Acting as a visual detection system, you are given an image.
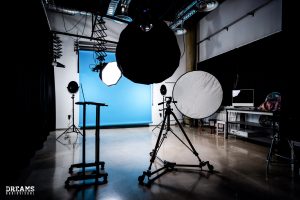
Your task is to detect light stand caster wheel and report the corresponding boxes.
[208,163,214,172]
[138,175,145,185]
[64,180,70,188]
[100,163,105,170]
[103,176,108,184]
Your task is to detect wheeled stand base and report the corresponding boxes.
[138,160,213,187]
[138,97,214,187]
[65,162,108,188]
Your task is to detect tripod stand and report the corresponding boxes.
[57,94,82,140]
[138,97,214,186]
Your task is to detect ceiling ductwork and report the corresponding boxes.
[169,0,219,31]
[114,0,133,23]
[43,0,221,37]
[107,0,121,16]
[43,0,90,15]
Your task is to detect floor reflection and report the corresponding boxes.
[12,126,300,200]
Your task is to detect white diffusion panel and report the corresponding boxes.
[173,71,223,119]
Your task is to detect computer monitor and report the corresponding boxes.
[232,89,254,107]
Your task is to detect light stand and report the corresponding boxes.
[152,84,167,132]
[57,81,82,140]
[57,94,82,140]
[138,97,214,186]
[152,95,166,132]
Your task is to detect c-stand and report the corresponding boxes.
[57,94,82,140]
[138,97,214,186]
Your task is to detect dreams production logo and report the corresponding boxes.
[5,186,35,196]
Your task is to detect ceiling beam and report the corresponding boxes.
[51,30,118,44]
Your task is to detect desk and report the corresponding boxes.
[65,101,108,187]
[225,108,277,144]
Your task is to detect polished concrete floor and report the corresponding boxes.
[12,126,300,199]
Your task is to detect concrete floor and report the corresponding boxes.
[11,126,300,199]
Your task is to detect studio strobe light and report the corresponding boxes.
[116,17,180,84]
[67,81,79,93]
[99,62,122,86]
[56,81,82,140]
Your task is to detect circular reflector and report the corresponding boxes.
[172,71,223,119]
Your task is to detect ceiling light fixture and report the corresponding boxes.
[138,8,153,32]
[174,27,187,35]
[139,23,153,32]
[173,20,187,35]
[198,0,219,12]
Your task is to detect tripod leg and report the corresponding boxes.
[149,114,168,170]
[266,134,276,174]
[170,112,214,171]
[74,126,83,136]
[170,112,199,158]
[56,125,73,140]
[138,113,168,185]
[152,121,163,132]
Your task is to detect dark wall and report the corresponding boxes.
[197,32,284,107]
[3,0,55,183]
[197,0,299,139]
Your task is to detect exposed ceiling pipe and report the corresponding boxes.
[169,0,219,30]
[44,0,91,16]
[41,0,52,30]
[169,0,203,29]
[107,0,121,16]
[43,0,129,24]
[52,30,118,44]
[175,0,203,20]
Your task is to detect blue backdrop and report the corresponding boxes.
[79,50,152,127]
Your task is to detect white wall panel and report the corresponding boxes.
[54,35,79,129]
[151,35,186,125]
[198,0,282,62]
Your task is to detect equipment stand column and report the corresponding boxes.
[65,101,108,187]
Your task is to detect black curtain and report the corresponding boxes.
[198,32,285,107]
[279,0,299,140]
[3,0,55,183]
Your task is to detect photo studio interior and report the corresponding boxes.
[3,0,300,199]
